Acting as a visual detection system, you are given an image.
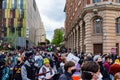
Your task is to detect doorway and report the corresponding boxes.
[93,44,103,54]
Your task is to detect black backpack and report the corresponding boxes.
[24,64,36,80]
[52,73,60,80]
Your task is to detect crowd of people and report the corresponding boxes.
[0,46,120,80]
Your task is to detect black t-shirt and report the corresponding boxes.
[13,63,23,80]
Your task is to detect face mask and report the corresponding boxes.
[97,73,103,80]
[98,61,102,66]
[17,61,21,64]
[71,69,76,74]
[95,73,103,80]
[28,58,35,65]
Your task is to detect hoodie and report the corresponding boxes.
[21,60,32,80]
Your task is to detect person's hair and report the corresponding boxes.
[114,72,120,80]
[62,58,66,63]
[18,56,24,61]
[64,61,75,71]
[81,61,100,80]
[105,56,111,61]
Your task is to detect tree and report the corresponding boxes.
[51,28,64,46]
[45,38,50,44]
[5,33,17,47]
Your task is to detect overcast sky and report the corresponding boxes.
[35,0,66,41]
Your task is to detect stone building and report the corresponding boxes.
[64,0,120,55]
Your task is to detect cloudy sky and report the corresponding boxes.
[35,0,66,41]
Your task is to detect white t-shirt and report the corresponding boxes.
[38,65,55,79]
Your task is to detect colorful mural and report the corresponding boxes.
[2,0,26,37]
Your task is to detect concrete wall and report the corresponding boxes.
[26,0,45,45]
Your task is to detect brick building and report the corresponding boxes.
[64,0,120,55]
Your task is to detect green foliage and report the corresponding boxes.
[5,33,17,47]
[51,28,64,46]
[37,42,41,46]
[45,38,50,44]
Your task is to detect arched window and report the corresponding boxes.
[116,17,120,33]
[93,18,102,34]
[93,0,101,3]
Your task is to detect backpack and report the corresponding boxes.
[52,67,64,80]
[24,64,36,80]
[58,67,64,74]
[52,73,61,80]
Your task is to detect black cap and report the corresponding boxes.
[25,51,34,58]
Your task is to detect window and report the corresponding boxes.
[93,18,102,34]
[0,0,3,9]
[93,0,101,3]
[12,0,17,9]
[2,0,6,9]
[19,9,24,18]
[10,27,15,33]
[116,17,120,34]
[2,18,6,27]
[10,10,15,18]
[116,0,120,3]
[18,0,23,9]
[2,10,5,18]
[17,27,21,36]
[33,0,36,11]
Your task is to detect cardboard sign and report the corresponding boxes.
[66,53,80,65]
[111,48,116,54]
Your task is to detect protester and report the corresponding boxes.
[8,53,15,80]
[103,56,111,72]
[34,51,43,73]
[38,58,55,80]
[13,56,24,80]
[0,58,10,80]
[81,61,100,80]
[59,61,75,80]
[54,52,61,70]
[110,53,117,62]
[21,51,36,80]
[109,59,120,76]
[59,58,66,74]
[93,55,111,80]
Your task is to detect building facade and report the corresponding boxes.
[64,0,120,55]
[0,0,45,47]
[26,0,45,46]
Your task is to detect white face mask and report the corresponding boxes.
[97,73,103,80]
